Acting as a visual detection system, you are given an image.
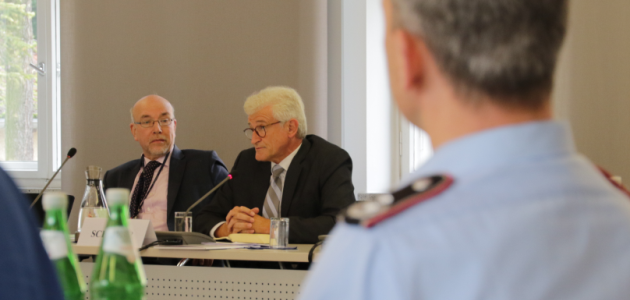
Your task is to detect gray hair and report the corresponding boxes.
[244,86,307,139]
[392,0,568,109]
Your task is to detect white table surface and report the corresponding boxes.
[73,244,313,263]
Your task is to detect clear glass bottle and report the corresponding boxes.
[90,188,146,300]
[40,192,87,300]
[77,165,109,232]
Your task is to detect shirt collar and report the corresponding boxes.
[402,120,576,186]
[272,143,302,172]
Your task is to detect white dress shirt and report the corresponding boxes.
[130,151,172,231]
[210,144,302,237]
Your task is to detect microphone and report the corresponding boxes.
[30,148,77,208]
[185,174,232,214]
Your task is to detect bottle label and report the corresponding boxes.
[40,230,68,260]
[102,226,138,263]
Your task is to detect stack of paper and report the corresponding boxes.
[153,243,252,251]
[214,233,270,244]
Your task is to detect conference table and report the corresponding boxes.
[74,244,313,300]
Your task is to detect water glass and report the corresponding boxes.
[174,212,193,232]
[269,217,289,248]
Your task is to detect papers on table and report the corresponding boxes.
[151,242,298,251]
[202,243,297,250]
[153,243,252,251]
[214,233,270,244]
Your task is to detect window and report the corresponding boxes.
[0,0,61,189]
[400,118,433,177]
[335,0,432,197]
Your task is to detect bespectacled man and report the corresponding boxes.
[195,86,356,245]
[104,95,228,232]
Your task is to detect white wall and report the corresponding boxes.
[553,0,630,182]
[330,0,397,196]
[366,0,395,193]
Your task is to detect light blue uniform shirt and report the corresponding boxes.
[300,121,630,300]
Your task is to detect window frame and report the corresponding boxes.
[0,0,61,190]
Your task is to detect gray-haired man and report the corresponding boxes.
[195,87,356,244]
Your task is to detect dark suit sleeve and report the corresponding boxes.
[103,170,111,191]
[187,152,230,221]
[0,168,65,300]
[288,153,356,244]
[209,154,229,187]
[194,152,243,235]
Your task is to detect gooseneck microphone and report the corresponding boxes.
[185,174,233,214]
[30,148,77,208]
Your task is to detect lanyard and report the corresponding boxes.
[136,151,170,215]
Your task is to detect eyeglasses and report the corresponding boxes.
[134,118,175,128]
[243,121,281,139]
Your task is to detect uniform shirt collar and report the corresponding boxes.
[272,143,302,172]
[402,120,576,186]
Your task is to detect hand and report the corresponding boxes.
[251,214,271,234]
[216,206,257,237]
[227,206,260,234]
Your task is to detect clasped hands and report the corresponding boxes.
[216,206,270,237]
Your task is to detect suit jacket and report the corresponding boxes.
[103,145,228,231]
[0,168,65,300]
[195,135,356,244]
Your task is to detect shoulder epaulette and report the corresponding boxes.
[597,166,630,198]
[341,175,453,228]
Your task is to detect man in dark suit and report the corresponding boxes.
[0,167,65,300]
[104,95,228,231]
[195,87,355,244]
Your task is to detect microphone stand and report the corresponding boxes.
[30,149,77,208]
[185,174,232,215]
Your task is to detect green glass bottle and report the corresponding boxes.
[90,188,146,300]
[40,192,87,300]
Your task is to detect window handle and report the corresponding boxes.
[29,62,45,76]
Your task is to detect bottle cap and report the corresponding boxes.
[106,188,130,206]
[42,192,68,211]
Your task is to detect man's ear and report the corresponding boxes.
[286,119,299,138]
[130,123,139,141]
[397,30,427,91]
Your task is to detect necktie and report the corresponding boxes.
[129,160,161,218]
[263,164,285,218]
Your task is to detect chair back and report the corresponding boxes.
[24,193,75,227]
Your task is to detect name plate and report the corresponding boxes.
[77,218,157,248]
[77,218,107,246]
[129,219,157,248]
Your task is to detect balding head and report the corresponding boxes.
[130,95,175,123]
[129,95,177,160]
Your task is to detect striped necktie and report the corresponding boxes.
[263,164,285,218]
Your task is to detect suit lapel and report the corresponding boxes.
[167,146,185,215]
[124,161,142,190]
[255,160,272,210]
[281,139,310,217]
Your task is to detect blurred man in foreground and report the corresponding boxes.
[0,167,64,299]
[300,0,630,299]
